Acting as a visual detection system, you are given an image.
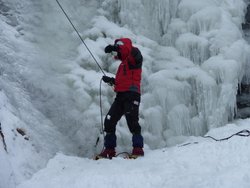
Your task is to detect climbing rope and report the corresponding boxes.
[55,0,106,76]
[115,151,133,158]
[94,79,106,156]
[203,129,250,141]
[179,129,250,147]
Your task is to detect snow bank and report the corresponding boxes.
[0,139,15,188]
[17,120,250,188]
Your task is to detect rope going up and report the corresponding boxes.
[55,0,109,152]
[55,0,106,76]
[179,129,250,147]
[0,123,7,152]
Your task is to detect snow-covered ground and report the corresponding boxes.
[1,0,250,187]
[17,119,250,188]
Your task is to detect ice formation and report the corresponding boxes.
[0,0,250,187]
[88,0,249,146]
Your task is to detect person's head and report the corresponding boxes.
[114,38,132,60]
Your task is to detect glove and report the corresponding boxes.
[102,76,115,86]
[104,45,118,53]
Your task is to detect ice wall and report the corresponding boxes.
[0,0,101,186]
[1,0,249,156]
[1,0,250,185]
[88,0,250,146]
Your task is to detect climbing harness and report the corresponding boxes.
[179,129,250,147]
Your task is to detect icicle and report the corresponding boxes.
[175,33,210,65]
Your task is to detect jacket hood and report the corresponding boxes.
[114,38,133,60]
[115,38,132,51]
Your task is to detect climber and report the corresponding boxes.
[96,38,144,159]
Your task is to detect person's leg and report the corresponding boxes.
[124,93,144,155]
[103,95,123,151]
[97,96,124,159]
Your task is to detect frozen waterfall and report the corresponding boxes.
[0,0,250,187]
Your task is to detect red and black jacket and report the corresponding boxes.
[113,38,143,94]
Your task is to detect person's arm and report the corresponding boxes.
[102,76,115,86]
[104,44,118,53]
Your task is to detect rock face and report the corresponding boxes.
[238,2,250,118]
[237,84,250,118]
[243,2,250,29]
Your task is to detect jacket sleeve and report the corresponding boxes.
[132,47,143,64]
[127,47,143,69]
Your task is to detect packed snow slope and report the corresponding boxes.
[17,120,250,188]
[1,0,250,187]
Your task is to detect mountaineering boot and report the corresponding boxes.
[95,148,116,160]
[130,147,144,159]
[132,147,144,156]
[130,134,144,158]
[95,133,117,160]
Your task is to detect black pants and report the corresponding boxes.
[104,91,141,134]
